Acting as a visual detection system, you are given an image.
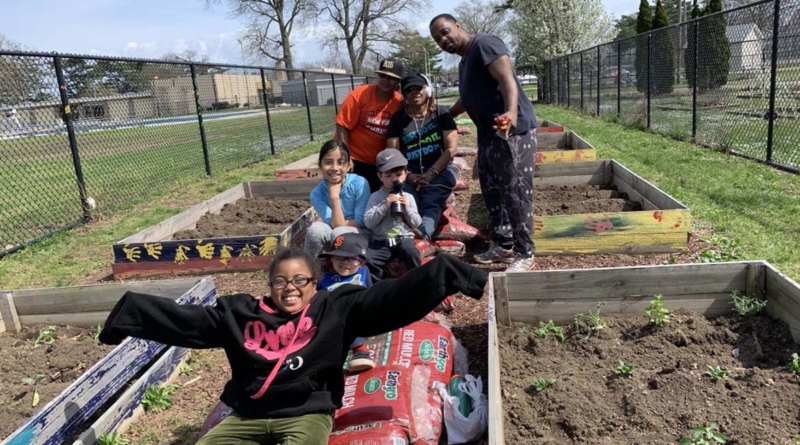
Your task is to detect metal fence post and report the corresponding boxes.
[190,64,212,176]
[766,0,781,163]
[260,68,276,155]
[617,40,622,116]
[692,21,699,138]
[580,52,584,111]
[331,73,340,114]
[302,71,314,141]
[647,33,652,129]
[597,45,601,116]
[53,56,90,220]
[567,57,571,109]
[556,59,561,106]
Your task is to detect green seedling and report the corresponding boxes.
[614,360,634,377]
[645,295,670,327]
[679,423,726,444]
[34,325,57,348]
[705,365,733,382]
[574,302,607,338]
[98,432,130,445]
[697,235,741,263]
[141,384,177,413]
[94,323,103,342]
[21,373,45,407]
[532,378,556,392]
[730,291,767,317]
[533,320,565,343]
[179,364,194,376]
[790,353,800,375]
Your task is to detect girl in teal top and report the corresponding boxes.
[304,140,372,257]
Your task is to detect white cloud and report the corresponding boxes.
[173,38,190,53]
[199,40,208,54]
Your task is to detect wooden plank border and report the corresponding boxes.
[72,347,192,445]
[487,274,505,445]
[0,277,216,445]
[0,292,21,333]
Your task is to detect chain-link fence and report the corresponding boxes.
[541,0,800,174]
[0,50,375,256]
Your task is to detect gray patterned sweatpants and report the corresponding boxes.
[477,129,537,257]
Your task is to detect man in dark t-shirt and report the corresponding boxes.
[429,13,538,272]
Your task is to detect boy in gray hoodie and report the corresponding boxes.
[363,148,423,279]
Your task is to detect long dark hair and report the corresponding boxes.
[318,139,351,167]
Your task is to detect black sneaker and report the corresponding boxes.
[348,349,375,373]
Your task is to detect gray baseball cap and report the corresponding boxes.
[375,148,408,172]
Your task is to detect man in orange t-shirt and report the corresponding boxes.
[335,59,404,192]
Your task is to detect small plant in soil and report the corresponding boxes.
[790,353,800,375]
[21,373,45,407]
[98,432,130,445]
[533,320,565,343]
[645,295,670,327]
[142,384,177,413]
[532,378,556,392]
[614,360,634,377]
[574,302,608,338]
[679,423,726,444]
[730,291,767,317]
[34,325,57,348]
[705,365,733,382]
[94,323,103,342]
[697,235,741,263]
[179,364,194,376]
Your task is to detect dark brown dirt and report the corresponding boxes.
[0,325,115,438]
[173,197,311,239]
[499,310,800,444]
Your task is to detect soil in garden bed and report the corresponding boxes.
[499,310,800,444]
[0,325,115,438]
[173,197,311,239]
[534,184,641,216]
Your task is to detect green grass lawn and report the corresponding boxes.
[0,106,336,249]
[536,103,800,280]
[0,141,321,289]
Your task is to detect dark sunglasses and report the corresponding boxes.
[403,86,423,94]
[377,73,399,80]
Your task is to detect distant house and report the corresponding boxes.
[726,23,764,73]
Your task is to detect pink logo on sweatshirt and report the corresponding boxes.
[243,315,317,361]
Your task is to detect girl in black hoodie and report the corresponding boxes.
[99,248,487,444]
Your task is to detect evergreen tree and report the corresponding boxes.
[684,0,701,88]
[651,0,675,95]
[635,0,653,93]
[699,0,730,90]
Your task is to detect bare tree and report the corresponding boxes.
[320,0,430,74]
[453,0,508,39]
[206,0,317,71]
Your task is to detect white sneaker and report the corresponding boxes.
[506,255,534,272]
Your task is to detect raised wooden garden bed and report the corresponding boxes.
[0,277,216,445]
[535,130,597,164]
[487,262,800,444]
[532,160,690,255]
[111,180,318,279]
[537,119,565,133]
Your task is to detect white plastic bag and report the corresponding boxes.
[437,374,488,444]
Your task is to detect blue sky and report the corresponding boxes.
[0,0,634,65]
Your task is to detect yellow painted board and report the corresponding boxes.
[532,209,691,255]
[536,149,598,164]
[534,231,689,255]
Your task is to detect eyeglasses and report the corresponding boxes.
[332,256,362,264]
[377,73,398,80]
[270,276,312,289]
[404,86,423,94]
